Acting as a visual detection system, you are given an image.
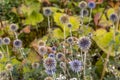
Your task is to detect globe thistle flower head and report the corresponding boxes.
[43,57,56,70]
[69,60,82,72]
[109,13,118,23]
[67,37,74,44]
[32,62,40,69]
[67,23,72,28]
[9,23,18,31]
[78,36,91,51]
[38,40,45,46]
[0,52,4,60]
[59,62,66,69]
[43,8,52,17]
[51,46,56,51]
[44,76,53,80]
[13,39,22,48]
[78,1,87,9]
[56,52,65,61]
[5,63,13,71]
[38,46,47,55]
[2,37,10,45]
[60,14,69,24]
[0,38,3,46]
[45,68,56,75]
[80,9,89,17]
[48,53,55,58]
[88,1,96,9]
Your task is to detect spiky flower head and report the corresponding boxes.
[44,76,53,80]
[67,23,72,28]
[5,63,13,71]
[2,37,10,45]
[78,36,91,51]
[9,23,18,31]
[31,62,40,69]
[43,8,52,17]
[38,46,47,55]
[48,53,55,58]
[56,52,65,61]
[88,1,96,9]
[80,9,89,17]
[67,37,74,44]
[69,60,82,72]
[59,62,66,69]
[13,39,22,48]
[109,13,118,23]
[38,40,45,46]
[43,57,56,70]
[60,14,69,24]
[78,1,87,9]
[45,68,56,75]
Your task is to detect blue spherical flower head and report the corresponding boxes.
[43,8,52,17]
[2,37,10,45]
[56,52,65,61]
[67,37,73,44]
[109,13,118,23]
[88,1,96,9]
[51,46,56,51]
[10,24,18,31]
[43,57,56,70]
[80,9,89,17]
[69,60,82,72]
[78,36,91,51]
[38,46,47,55]
[67,23,72,28]
[49,53,55,58]
[13,39,22,48]
[45,68,56,75]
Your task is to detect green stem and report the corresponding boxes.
[6,45,10,61]
[83,51,87,80]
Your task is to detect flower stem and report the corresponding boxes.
[100,47,111,80]
[6,45,10,61]
[48,16,51,34]
[83,51,87,80]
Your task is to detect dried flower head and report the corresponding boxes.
[32,62,40,69]
[59,62,66,69]
[45,68,56,75]
[10,23,18,31]
[67,37,74,44]
[80,9,89,17]
[44,76,53,80]
[0,70,8,79]
[2,37,10,45]
[56,52,65,61]
[0,52,4,60]
[69,60,82,72]
[60,14,69,24]
[13,39,22,48]
[38,46,47,55]
[78,1,87,9]
[38,40,45,46]
[109,13,118,23]
[44,57,56,70]
[67,23,72,28]
[78,36,91,51]
[88,1,96,9]
[43,8,52,16]
[5,63,13,71]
